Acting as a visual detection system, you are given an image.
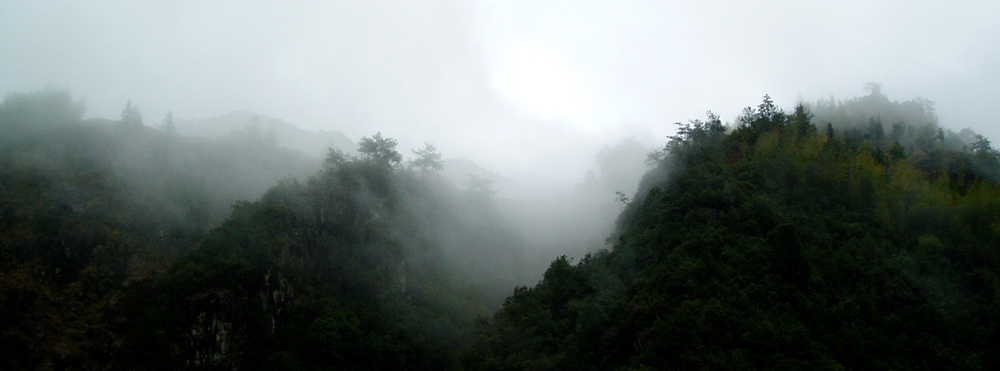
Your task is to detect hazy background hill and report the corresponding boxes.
[175,110,357,158]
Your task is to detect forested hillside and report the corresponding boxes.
[462,92,1000,370]
[0,90,323,369]
[3,88,999,370]
[115,132,534,370]
[0,90,530,370]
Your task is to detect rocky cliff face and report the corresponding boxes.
[181,269,296,369]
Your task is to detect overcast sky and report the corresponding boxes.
[3,0,999,188]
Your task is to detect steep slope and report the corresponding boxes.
[463,95,1000,370]
[0,90,320,369]
[115,144,531,370]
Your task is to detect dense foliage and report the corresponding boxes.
[0,90,318,369]
[463,93,1000,370]
[4,88,999,369]
[117,139,530,370]
[0,90,529,370]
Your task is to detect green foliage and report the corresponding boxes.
[665,111,727,164]
[358,131,402,170]
[465,94,1000,370]
[411,141,445,174]
[465,174,498,200]
[120,99,143,127]
[0,89,320,370]
[113,136,530,369]
[733,95,787,143]
[791,103,817,138]
[6,87,1000,370]
[0,89,85,129]
[323,147,352,171]
[1,90,529,370]
[971,134,1000,180]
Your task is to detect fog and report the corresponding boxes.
[6,3,1000,368]
[4,1,1000,263]
[4,1,999,189]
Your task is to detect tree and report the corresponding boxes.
[734,95,786,142]
[121,99,143,127]
[358,132,402,170]
[889,141,907,161]
[740,94,786,131]
[972,134,995,155]
[323,148,352,171]
[866,117,885,144]
[971,134,1000,178]
[160,111,175,133]
[646,149,667,167]
[410,142,444,175]
[864,82,883,96]
[790,103,815,138]
[0,89,85,128]
[465,174,497,200]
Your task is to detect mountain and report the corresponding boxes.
[438,158,518,195]
[1,89,531,370]
[0,91,323,369]
[113,141,531,370]
[175,110,356,158]
[5,88,999,370]
[462,94,1000,370]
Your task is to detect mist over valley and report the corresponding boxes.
[3,1,1000,369]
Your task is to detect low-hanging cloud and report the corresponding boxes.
[3,0,999,190]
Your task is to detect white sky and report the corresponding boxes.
[3,0,1000,187]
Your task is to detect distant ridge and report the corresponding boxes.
[439,158,521,197]
[175,110,356,158]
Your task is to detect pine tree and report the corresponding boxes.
[160,111,175,133]
[358,132,402,170]
[410,142,444,175]
[120,99,142,127]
